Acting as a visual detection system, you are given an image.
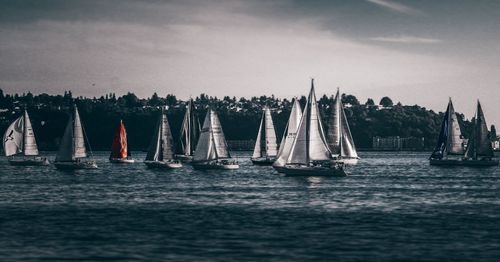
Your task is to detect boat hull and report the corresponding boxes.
[54,160,98,170]
[192,160,239,170]
[280,164,346,177]
[8,157,50,166]
[109,158,135,164]
[430,158,499,167]
[251,157,276,165]
[144,160,182,169]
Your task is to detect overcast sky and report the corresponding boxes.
[0,0,499,125]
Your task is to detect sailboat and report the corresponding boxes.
[109,120,135,163]
[462,101,498,166]
[326,88,359,164]
[144,108,182,169]
[2,109,49,166]
[273,98,302,172]
[175,99,201,162]
[251,106,278,165]
[280,79,345,176]
[54,105,98,170]
[429,98,465,165]
[192,108,239,170]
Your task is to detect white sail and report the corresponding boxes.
[287,80,332,164]
[264,107,278,157]
[327,89,358,158]
[73,107,87,158]
[194,109,217,162]
[3,115,23,156]
[146,111,162,161]
[23,110,39,156]
[160,111,175,161]
[252,107,278,159]
[252,112,264,158]
[55,106,88,162]
[339,100,358,158]
[210,109,230,158]
[146,109,175,161]
[445,100,464,155]
[274,99,302,166]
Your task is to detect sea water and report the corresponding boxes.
[1,151,500,261]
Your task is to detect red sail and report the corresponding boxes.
[110,121,128,159]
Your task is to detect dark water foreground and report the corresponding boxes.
[1,152,500,261]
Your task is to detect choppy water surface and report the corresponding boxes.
[1,151,500,261]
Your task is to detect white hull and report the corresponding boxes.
[192,160,239,170]
[54,160,98,170]
[144,160,182,169]
[109,158,135,164]
[8,156,50,166]
[340,157,359,165]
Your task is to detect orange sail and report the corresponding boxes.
[110,120,128,159]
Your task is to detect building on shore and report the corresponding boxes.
[372,136,425,151]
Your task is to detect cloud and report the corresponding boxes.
[370,36,441,44]
[366,0,422,15]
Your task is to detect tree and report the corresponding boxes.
[365,98,375,106]
[379,96,393,107]
[341,94,360,106]
[149,92,160,106]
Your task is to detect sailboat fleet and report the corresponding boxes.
[430,99,498,166]
[2,80,498,173]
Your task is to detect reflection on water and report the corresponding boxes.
[1,151,500,261]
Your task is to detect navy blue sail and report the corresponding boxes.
[430,104,450,159]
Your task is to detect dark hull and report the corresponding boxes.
[9,157,49,166]
[430,159,499,167]
[144,160,182,169]
[280,165,346,177]
[54,160,98,170]
[175,154,194,162]
[251,158,276,165]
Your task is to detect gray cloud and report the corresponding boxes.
[0,0,499,125]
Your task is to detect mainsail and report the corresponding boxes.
[146,109,175,161]
[274,98,302,166]
[252,107,278,159]
[194,109,231,162]
[326,89,358,158]
[465,101,494,159]
[3,110,40,157]
[431,99,464,158]
[287,79,332,164]
[110,120,128,159]
[178,99,201,156]
[55,106,88,162]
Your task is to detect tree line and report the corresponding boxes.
[0,89,475,151]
